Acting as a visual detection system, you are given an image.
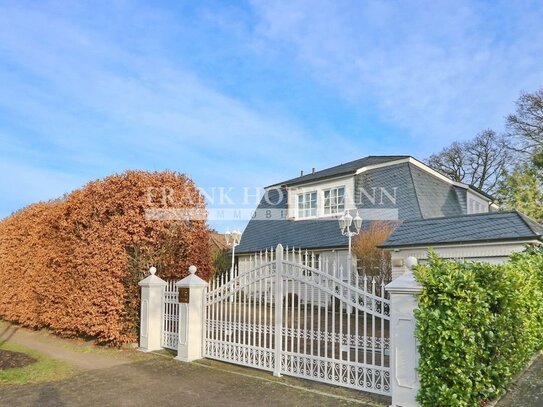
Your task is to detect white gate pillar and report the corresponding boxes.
[138,267,167,352]
[385,257,422,407]
[175,265,209,362]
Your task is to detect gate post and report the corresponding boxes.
[273,243,284,377]
[385,257,422,407]
[138,267,167,352]
[175,265,209,362]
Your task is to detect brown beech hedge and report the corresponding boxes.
[0,171,211,345]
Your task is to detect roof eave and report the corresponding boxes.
[379,236,543,250]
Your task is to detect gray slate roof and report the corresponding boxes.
[379,211,543,248]
[269,155,410,187]
[237,156,500,253]
[237,188,349,253]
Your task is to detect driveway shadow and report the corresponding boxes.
[34,384,66,407]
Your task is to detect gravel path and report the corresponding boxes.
[0,321,132,371]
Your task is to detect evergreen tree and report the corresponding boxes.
[498,164,543,222]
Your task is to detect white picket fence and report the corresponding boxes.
[161,280,179,350]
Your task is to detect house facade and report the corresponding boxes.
[236,155,497,276]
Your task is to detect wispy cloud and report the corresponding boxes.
[250,0,543,147]
[0,2,355,224]
[1,1,542,229]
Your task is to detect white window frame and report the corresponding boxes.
[323,186,345,215]
[297,191,317,218]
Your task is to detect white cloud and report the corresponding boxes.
[6,1,539,227]
[250,0,543,149]
[0,3,343,199]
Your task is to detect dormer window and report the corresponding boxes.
[298,191,317,218]
[324,187,345,215]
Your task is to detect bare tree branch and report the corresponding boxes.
[426,130,512,194]
[506,88,543,157]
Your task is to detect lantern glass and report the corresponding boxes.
[354,212,362,232]
[344,211,353,228]
[338,215,347,231]
[225,229,231,245]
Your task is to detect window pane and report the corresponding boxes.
[298,191,317,217]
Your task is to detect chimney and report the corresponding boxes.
[312,167,315,174]
[300,170,304,176]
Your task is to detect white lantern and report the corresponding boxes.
[344,211,353,228]
[353,211,362,232]
[338,214,347,232]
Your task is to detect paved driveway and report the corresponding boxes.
[496,354,543,407]
[0,356,389,407]
[0,321,388,407]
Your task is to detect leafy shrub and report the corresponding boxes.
[211,249,231,277]
[353,221,397,284]
[414,248,543,406]
[0,171,211,345]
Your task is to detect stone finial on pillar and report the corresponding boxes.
[175,265,209,362]
[138,266,167,352]
[385,257,422,407]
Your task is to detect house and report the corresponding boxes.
[236,155,498,276]
[379,210,543,279]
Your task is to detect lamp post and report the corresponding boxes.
[225,229,242,276]
[338,210,362,277]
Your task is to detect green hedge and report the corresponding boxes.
[414,247,543,407]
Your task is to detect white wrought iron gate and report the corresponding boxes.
[204,244,391,395]
[162,280,179,350]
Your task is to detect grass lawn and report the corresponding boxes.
[0,341,73,386]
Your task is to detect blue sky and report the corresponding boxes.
[1,0,542,231]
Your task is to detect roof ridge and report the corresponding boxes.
[267,155,411,187]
